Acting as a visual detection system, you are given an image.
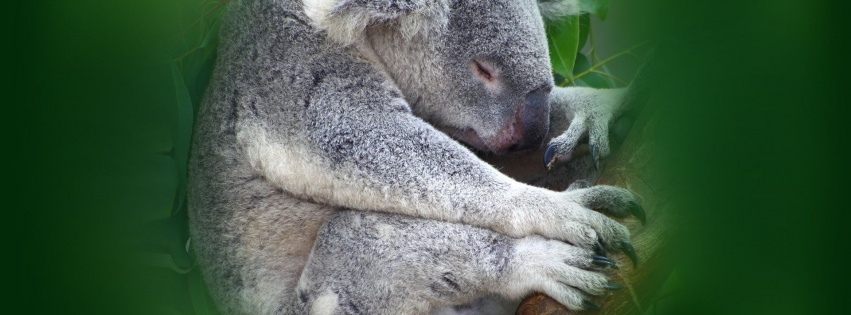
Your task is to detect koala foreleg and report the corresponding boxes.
[239,73,642,254]
[544,53,659,172]
[543,86,629,171]
[292,211,619,315]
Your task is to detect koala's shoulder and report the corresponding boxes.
[198,1,410,141]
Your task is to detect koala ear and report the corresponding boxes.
[303,0,449,45]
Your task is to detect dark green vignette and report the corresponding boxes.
[4,1,850,314]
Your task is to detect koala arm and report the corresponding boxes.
[236,76,637,252]
[544,50,659,171]
[544,86,629,170]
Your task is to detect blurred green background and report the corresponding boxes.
[4,0,850,314]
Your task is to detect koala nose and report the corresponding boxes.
[489,85,552,154]
[512,85,552,152]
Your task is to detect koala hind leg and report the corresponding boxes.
[293,211,609,315]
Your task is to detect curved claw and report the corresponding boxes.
[543,144,557,168]
[628,201,647,225]
[592,255,619,269]
[582,300,601,311]
[591,143,600,170]
[621,241,638,268]
[593,241,605,256]
[604,282,623,290]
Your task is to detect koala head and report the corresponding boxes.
[304,0,582,155]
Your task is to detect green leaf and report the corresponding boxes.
[177,18,221,112]
[189,269,221,315]
[572,53,612,88]
[572,53,590,79]
[199,18,222,50]
[546,15,581,80]
[577,13,591,51]
[597,63,619,87]
[171,63,194,213]
[576,72,612,88]
[580,0,611,20]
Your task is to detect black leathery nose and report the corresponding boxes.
[511,86,551,152]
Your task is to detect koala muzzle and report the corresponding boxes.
[490,86,552,154]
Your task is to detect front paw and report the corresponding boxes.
[503,236,622,311]
[535,185,644,267]
[570,185,646,225]
[544,88,626,170]
[544,114,609,171]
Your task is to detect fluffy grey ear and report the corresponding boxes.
[303,0,449,45]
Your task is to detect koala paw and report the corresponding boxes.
[571,185,646,225]
[544,115,610,171]
[504,236,622,311]
[539,185,643,267]
[574,185,643,265]
[544,88,627,170]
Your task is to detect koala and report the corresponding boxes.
[187,0,643,314]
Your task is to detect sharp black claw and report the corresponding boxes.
[593,241,605,256]
[591,144,600,170]
[544,144,557,168]
[592,255,619,269]
[621,241,638,268]
[582,300,601,311]
[604,282,623,290]
[628,201,647,225]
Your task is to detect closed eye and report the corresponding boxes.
[472,59,495,82]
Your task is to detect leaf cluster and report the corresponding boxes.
[546,0,645,88]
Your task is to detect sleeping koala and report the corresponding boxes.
[188,0,643,314]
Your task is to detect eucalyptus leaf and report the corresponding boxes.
[580,0,611,20]
[200,18,222,50]
[546,15,581,80]
[578,13,591,51]
[189,269,221,315]
[576,71,612,88]
[171,63,193,160]
[171,64,194,212]
[572,53,612,88]
[598,63,618,87]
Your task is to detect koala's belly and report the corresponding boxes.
[209,186,337,314]
[250,196,334,299]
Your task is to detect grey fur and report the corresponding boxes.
[545,86,628,169]
[188,0,634,314]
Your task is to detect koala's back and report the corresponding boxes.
[188,1,345,313]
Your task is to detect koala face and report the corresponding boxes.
[307,0,561,154]
[367,0,556,155]
[436,0,554,155]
